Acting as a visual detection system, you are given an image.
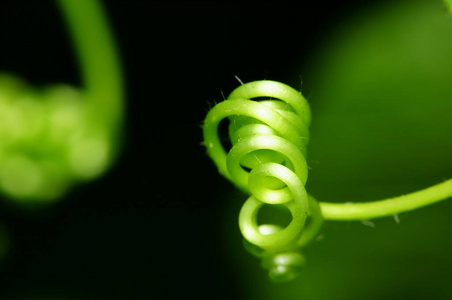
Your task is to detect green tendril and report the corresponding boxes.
[203,80,452,282]
[0,0,123,203]
[203,80,321,282]
[320,179,452,221]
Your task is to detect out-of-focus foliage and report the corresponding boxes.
[306,0,452,202]
[0,0,121,206]
[0,74,112,203]
[232,0,452,298]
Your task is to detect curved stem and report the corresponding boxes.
[56,0,123,134]
[319,179,452,220]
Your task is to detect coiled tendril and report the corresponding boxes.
[203,81,323,282]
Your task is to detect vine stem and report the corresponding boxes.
[320,179,452,220]
[56,0,123,136]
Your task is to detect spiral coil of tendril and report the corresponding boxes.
[203,80,323,282]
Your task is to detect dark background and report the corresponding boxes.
[1,0,451,299]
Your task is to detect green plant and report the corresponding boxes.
[203,80,452,282]
[0,0,123,204]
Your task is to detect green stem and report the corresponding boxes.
[56,0,123,134]
[319,179,452,220]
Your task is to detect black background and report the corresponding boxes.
[0,0,383,299]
